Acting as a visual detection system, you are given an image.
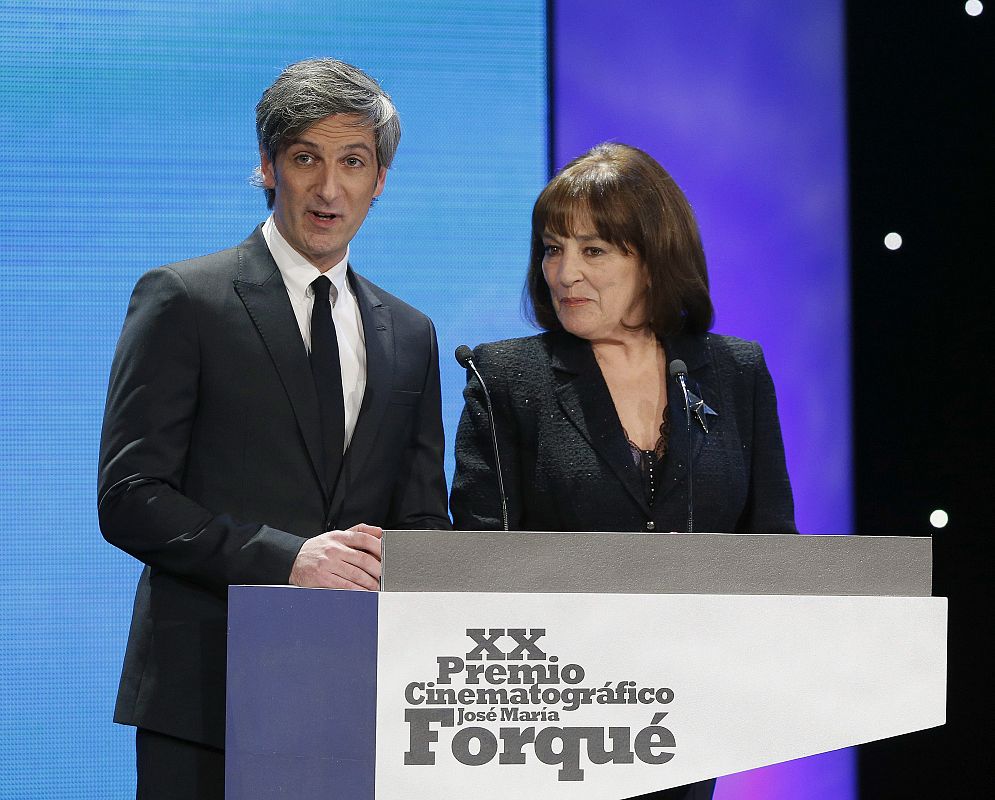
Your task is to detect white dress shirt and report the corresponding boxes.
[261,216,367,451]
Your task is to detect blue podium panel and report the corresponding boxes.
[227,587,379,800]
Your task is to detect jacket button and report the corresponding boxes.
[645,521,655,531]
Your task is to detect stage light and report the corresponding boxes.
[965,1,983,17]
[884,232,903,250]
[929,509,949,529]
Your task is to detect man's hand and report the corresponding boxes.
[288,523,383,590]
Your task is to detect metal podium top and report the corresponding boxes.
[380,531,932,596]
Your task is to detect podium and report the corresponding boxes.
[226,532,945,799]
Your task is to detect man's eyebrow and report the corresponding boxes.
[285,138,375,156]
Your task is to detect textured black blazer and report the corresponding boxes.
[451,330,795,535]
[98,226,449,748]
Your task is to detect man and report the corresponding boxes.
[99,58,449,799]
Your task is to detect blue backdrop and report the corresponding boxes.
[0,3,546,796]
[1,2,849,798]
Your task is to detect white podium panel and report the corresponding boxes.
[372,591,944,798]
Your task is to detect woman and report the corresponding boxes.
[451,142,795,537]
[450,143,796,800]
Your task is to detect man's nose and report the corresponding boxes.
[314,166,341,201]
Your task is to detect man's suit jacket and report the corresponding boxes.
[450,330,795,535]
[98,226,449,749]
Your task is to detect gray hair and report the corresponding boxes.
[251,58,401,208]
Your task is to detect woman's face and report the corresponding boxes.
[541,214,649,342]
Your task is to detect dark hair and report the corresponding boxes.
[251,58,401,209]
[525,142,713,337]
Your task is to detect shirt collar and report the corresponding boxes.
[261,215,350,304]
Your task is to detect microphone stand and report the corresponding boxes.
[669,360,694,533]
[455,346,509,531]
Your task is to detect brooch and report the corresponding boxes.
[685,385,718,433]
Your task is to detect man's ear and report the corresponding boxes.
[259,147,277,190]
[373,166,387,198]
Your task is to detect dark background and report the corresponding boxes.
[849,2,993,796]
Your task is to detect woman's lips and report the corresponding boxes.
[558,297,590,307]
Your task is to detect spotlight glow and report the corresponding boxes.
[965,1,983,17]
[884,232,903,250]
[929,509,949,529]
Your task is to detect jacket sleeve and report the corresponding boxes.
[97,267,307,593]
[736,342,798,533]
[450,344,524,531]
[386,319,452,530]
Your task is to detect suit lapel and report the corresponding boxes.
[655,333,715,506]
[548,333,648,514]
[328,270,394,520]
[232,227,329,503]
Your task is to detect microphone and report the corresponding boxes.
[455,345,509,531]
[668,359,693,533]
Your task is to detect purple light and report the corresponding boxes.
[554,1,853,797]
[715,751,856,800]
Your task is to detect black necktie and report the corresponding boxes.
[309,275,345,494]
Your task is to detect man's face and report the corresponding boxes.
[260,114,387,272]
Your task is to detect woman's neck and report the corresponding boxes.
[590,328,661,367]
[590,328,669,452]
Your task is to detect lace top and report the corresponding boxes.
[624,406,670,507]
